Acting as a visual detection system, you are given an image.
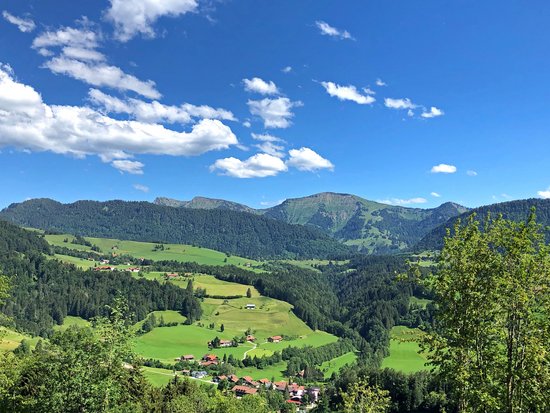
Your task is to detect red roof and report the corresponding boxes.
[259,378,271,384]
[203,354,218,361]
[229,374,239,383]
[269,335,283,340]
[233,386,258,395]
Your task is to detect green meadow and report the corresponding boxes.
[0,328,40,352]
[319,351,358,378]
[44,233,261,269]
[53,316,91,332]
[381,326,429,373]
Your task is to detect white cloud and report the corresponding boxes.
[431,164,457,174]
[61,46,106,62]
[537,188,550,199]
[243,77,279,95]
[2,11,35,32]
[89,89,235,123]
[105,0,199,42]
[363,87,376,95]
[242,120,251,128]
[112,160,144,174]
[321,82,375,105]
[251,133,283,142]
[421,106,444,118]
[431,192,441,198]
[248,97,302,129]
[379,197,428,206]
[255,141,285,158]
[315,20,354,40]
[133,183,150,192]
[210,153,288,178]
[44,56,161,99]
[282,66,292,73]
[375,78,386,87]
[466,170,478,176]
[33,27,100,50]
[287,147,334,172]
[0,65,238,171]
[384,98,417,110]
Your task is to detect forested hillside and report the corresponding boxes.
[0,199,350,260]
[415,198,550,251]
[0,220,202,337]
[156,192,469,253]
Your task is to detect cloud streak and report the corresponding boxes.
[321,81,375,105]
[315,21,354,40]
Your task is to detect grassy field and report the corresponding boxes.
[53,316,91,332]
[0,328,40,352]
[44,233,261,269]
[234,361,288,381]
[319,351,358,378]
[134,277,338,365]
[381,326,429,373]
[409,296,432,308]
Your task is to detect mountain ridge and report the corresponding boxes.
[155,192,470,253]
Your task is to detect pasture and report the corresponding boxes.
[319,351,358,378]
[381,326,429,373]
[0,328,39,352]
[44,233,261,269]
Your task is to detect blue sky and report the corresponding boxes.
[1,0,549,209]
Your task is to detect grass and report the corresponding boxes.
[0,327,40,352]
[44,233,261,270]
[53,316,91,332]
[234,361,288,381]
[142,367,178,387]
[319,351,358,378]
[381,326,429,373]
[247,331,338,358]
[410,296,432,308]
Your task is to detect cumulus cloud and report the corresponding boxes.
[287,147,334,172]
[248,97,302,129]
[33,25,162,99]
[379,197,428,206]
[375,78,386,86]
[321,81,375,105]
[112,160,144,174]
[45,56,161,99]
[251,133,285,157]
[2,11,35,32]
[431,164,457,174]
[315,20,354,40]
[421,106,444,118]
[282,66,292,73]
[0,64,238,172]
[466,170,478,176]
[537,188,550,199]
[105,0,199,41]
[243,77,279,95]
[384,98,417,110]
[210,153,288,178]
[89,89,235,123]
[133,183,150,192]
[431,192,441,198]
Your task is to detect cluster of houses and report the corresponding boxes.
[93,266,141,272]
[176,352,318,406]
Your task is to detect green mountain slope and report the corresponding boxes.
[155,196,256,213]
[0,199,350,260]
[415,198,550,251]
[157,192,469,253]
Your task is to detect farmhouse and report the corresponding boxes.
[268,335,283,343]
[180,354,195,361]
[213,375,227,383]
[94,266,115,271]
[232,385,258,397]
[240,376,258,387]
[245,303,256,310]
[164,273,179,279]
[219,339,233,348]
[246,335,256,342]
[258,378,271,387]
[127,267,140,273]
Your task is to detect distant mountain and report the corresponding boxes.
[0,199,350,260]
[415,198,550,251]
[154,192,469,253]
[155,196,256,213]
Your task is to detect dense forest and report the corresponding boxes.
[415,198,550,251]
[0,199,351,260]
[0,220,202,337]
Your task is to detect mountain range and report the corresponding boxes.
[155,192,470,253]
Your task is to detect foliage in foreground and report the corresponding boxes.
[421,212,550,412]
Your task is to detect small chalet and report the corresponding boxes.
[213,375,227,383]
[181,355,195,361]
[240,376,258,387]
[200,360,218,367]
[94,266,114,272]
[219,339,233,348]
[246,335,256,342]
[127,267,140,273]
[273,381,288,392]
[245,304,256,310]
[268,335,283,343]
[258,378,271,387]
[202,354,218,361]
[232,386,258,397]
[228,374,239,383]
[164,273,179,279]
[181,369,190,376]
